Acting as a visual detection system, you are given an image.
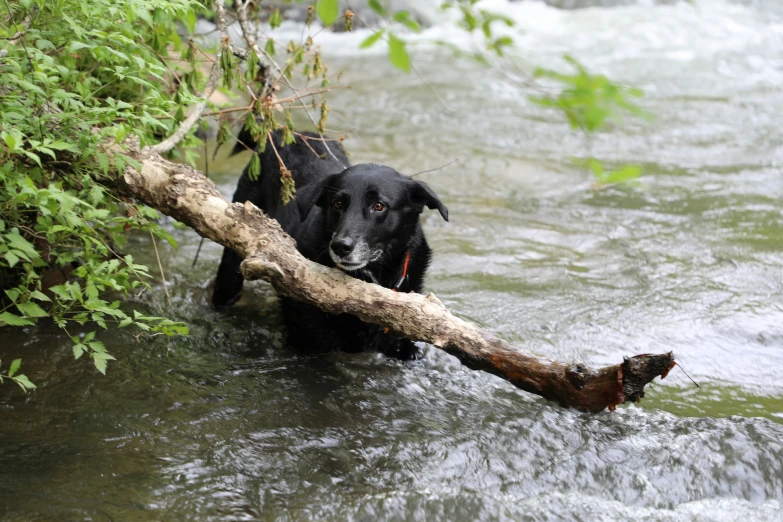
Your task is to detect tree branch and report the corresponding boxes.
[120,137,675,413]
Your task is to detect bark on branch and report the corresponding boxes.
[121,138,675,413]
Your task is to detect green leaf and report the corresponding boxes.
[115,125,127,144]
[461,7,477,31]
[47,141,79,152]
[185,9,197,33]
[393,12,421,32]
[587,158,603,178]
[8,359,21,378]
[68,41,89,53]
[49,285,72,301]
[248,153,261,181]
[4,289,21,303]
[603,165,642,184]
[368,0,387,16]
[0,312,34,326]
[96,152,110,175]
[30,290,51,302]
[360,30,385,49]
[36,39,56,51]
[16,302,48,318]
[92,352,116,375]
[270,9,283,30]
[3,132,17,152]
[388,34,411,72]
[489,36,514,56]
[86,282,99,299]
[6,232,39,259]
[316,0,339,26]
[89,184,104,205]
[3,251,18,267]
[24,151,42,167]
[13,374,36,391]
[73,343,86,359]
[88,341,106,353]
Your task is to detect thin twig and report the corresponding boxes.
[293,132,344,143]
[272,87,347,105]
[149,230,171,306]
[266,130,287,172]
[410,59,452,112]
[192,140,209,268]
[411,157,460,177]
[296,101,345,168]
[202,105,253,117]
[296,133,321,157]
[675,362,700,389]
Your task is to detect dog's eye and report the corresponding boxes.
[372,202,385,212]
[332,200,342,210]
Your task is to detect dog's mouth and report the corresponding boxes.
[329,240,380,272]
[334,260,367,271]
[329,248,369,271]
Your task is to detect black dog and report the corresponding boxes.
[212,130,448,359]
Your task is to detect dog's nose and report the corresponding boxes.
[331,237,355,257]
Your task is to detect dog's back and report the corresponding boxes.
[234,131,349,228]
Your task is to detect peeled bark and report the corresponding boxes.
[121,138,675,413]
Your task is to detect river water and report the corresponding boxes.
[2,0,782,520]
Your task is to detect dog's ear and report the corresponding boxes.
[407,180,449,221]
[295,174,338,222]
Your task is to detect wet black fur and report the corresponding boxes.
[212,130,448,360]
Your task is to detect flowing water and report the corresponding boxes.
[2,0,783,520]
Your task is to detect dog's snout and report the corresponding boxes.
[331,237,355,257]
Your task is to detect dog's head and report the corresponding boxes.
[295,164,448,271]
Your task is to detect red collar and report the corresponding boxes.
[385,251,411,334]
[392,251,411,292]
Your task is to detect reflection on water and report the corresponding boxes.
[1,0,783,520]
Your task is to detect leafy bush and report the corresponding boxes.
[1,0,196,379]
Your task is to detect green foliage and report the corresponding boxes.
[0,0,195,385]
[441,1,515,56]
[532,56,651,133]
[269,9,283,30]
[530,56,651,183]
[316,0,340,26]
[0,357,36,392]
[392,11,422,33]
[431,2,649,184]
[574,158,643,186]
[387,33,411,72]
[360,30,385,49]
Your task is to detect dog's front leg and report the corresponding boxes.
[367,326,420,361]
